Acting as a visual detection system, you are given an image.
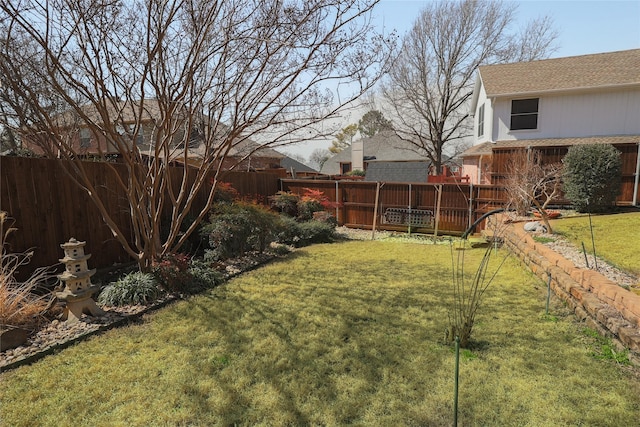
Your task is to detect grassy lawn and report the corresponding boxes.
[1,241,640,426]
[551,211,640,276]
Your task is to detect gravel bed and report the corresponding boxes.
[541,234,638,289]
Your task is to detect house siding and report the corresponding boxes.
[491,88,640,142]
[473,86,493,144]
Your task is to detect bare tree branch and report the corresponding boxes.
[504,149,562,232]
[0,0,396,269]
[381,0,558,174]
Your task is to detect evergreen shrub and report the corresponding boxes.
[201,201,281,260]
[562,143,622,213]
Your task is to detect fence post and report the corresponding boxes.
[335,181,340,223]
[434,184,443,237]
[371,182,381,240]
[468,183,474,230]
[408,183,412,234]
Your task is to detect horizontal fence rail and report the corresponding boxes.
[281,179,508,235]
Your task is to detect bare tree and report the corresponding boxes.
[504,149,562,233]
[309,148,331,171]
[381,0,558,174]
[0,0,395,270]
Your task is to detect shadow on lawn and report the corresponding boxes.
[165,260,457,425]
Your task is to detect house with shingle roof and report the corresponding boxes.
[461,49,640,204]
[320,130,436,182]
[25,98,284,170]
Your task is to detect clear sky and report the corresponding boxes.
[374,0,640,57]
[284,0,640,161]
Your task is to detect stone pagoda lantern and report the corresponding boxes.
[56,238,105,323]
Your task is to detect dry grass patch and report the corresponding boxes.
[0,212,55,332]
[1,241,639,426]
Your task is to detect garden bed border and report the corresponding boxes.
[499,218,640,358]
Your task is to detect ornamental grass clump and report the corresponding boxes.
[98,271,161,306]
[0,212,55,331]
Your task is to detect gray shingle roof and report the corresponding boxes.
[461,135,640,158]
[280,156,317,173]
[479,49,640,97]
[320,131,427,174]
[364,161,431,183]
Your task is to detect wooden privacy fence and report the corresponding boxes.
[281,179,507,235]
[0,156,279,277]
[491,144,640,205]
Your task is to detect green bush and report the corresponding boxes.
[271,244,292,256]
[312,210,338,227]
[563,143,622,213]
[213,182,240,204]
[270,191,300,217]
[188,259,224,291]
[297,198,324,221]
[274,215,303,246]
[296,220,336,246]
[201,201,281,260]
[98,271,162,306]
[274,215,337,248]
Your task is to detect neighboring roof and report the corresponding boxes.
[280,156,317,173]
[460,141,494,157]
[182,137,284,160]
[460,135,640,157]
[492,135,640,149]
[55,99,174,126]
[364,160,431,183]
[321,131,427,175]
[479,49,640,97]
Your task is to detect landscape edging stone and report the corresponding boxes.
[500,220,640,356]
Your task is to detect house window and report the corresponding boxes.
[340,162,352,174]
[510,98,539,130]
[477,103,485,137]
[79,128,91,148]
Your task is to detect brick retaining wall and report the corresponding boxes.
[500,220,640,357]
